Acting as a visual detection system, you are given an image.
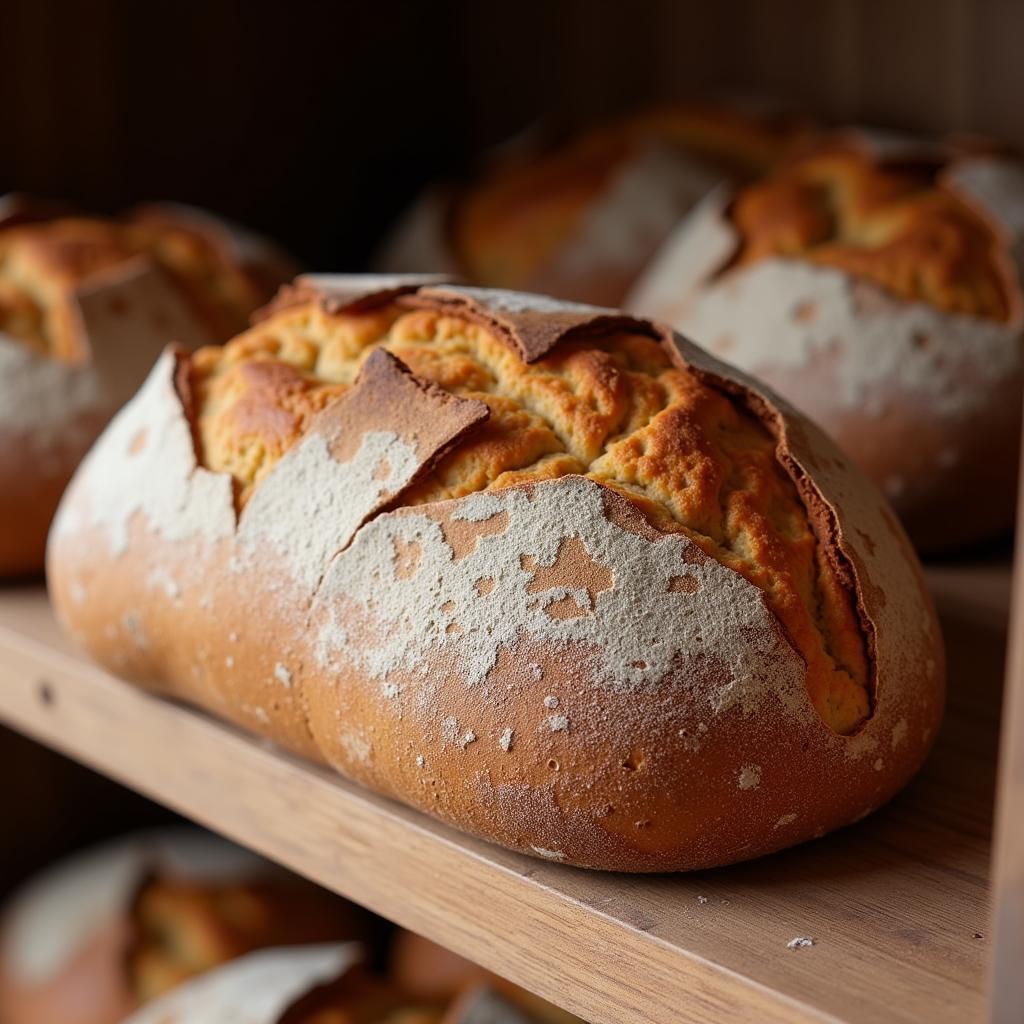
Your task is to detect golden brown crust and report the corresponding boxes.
[191,289,868,733]
[730,142,1013,320]
[48,279,943,872]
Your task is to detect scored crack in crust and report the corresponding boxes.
[729,142,1013,320]
[0,213,288,359]
[190,292,871,735]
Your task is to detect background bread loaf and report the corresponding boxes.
[0,202,296,577]
[48,278,944,871]
[628,133,1024,551]
[0,828,364,1024]
[381,105,809,307]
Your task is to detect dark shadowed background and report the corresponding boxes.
[1,0,1021,270]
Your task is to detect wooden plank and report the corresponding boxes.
[988,460,1024,1022]
[0,576,1001,1024]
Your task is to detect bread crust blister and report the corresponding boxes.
[48,277,944,871]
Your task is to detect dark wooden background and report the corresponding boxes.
[1,0,1020,270]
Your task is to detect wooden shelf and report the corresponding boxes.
[0,568,1009,1024]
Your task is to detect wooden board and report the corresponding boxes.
[0,568,1008,1024]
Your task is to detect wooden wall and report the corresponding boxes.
[0,0,1020,270]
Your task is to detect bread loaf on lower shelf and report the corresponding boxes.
[47,277,944,872]
[0,828,364,1024]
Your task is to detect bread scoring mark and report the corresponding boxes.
[312,477,805,721]
[238,430,419,590]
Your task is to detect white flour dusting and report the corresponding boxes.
[312,478,805,716]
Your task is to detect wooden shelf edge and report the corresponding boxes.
[0,617,834,1024]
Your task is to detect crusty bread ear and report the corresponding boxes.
[48,279,944,872]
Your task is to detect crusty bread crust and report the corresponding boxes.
[48,279,944,872]
[0,204,297,578]
[628,136,1024,551]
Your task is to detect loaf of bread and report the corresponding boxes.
[0,828,363,1024]
[0,201,296,577]
[121,943,560,1024]
[381,105,807,307]
[628,132,1024,550]
[119,944,370,1024]
[48,277,944,871]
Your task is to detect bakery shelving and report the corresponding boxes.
[0,565,1009,1024]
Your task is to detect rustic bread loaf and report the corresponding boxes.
[0,203,296,577]
[48,278,943,871]
[121,943,557,1024]
[0,828,363,1024]
[628,133,1024,550]
[381,106,808,307]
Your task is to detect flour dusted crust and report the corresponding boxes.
[0,828,361,1024]
[0,203,297,577]
[627,140,1024,550]
[49,278,943,872]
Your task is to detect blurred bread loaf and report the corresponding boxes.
[0,828,363,1024]
[628,132,1024,550]
[0,201,296,576]
[381,105,808,307]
